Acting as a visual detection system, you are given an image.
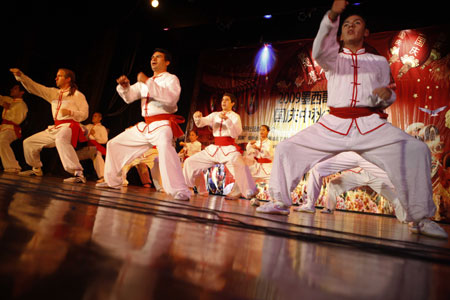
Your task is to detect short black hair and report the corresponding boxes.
[261,125,270,132]
[223,92,237,103]
[153,48,172,62]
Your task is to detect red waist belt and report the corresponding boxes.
[255,157,272,164]
[54,120,88,149]
[214,136,242,153]
[329,107,388,119]
[2,119,21,139]
[144,114,185,138]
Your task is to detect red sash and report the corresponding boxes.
[214,136,242,153]
[54,120,87,148]
[1,120,21,139]
[255,157,272,164]
[144,114,185,138]
[87,140,107,156]
[329,107,388,119]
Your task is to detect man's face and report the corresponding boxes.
[92,113,102,124]
[221,96,234,111]
[188,131,198,142]
[259,126,269,139]
[55,70,70,88]
[150,51,170,73]
[10,85,23,98]
[340,15,368,45]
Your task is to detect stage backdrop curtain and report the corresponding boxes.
[188,25,450,221]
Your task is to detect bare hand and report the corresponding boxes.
[116,75,130,88]
[1,102,11,109]
[249,140,256,145]
[60,108,72,117]
[329,0,349,21]
[10,68,22,77]
[179,141,186,147]
[137,72,149,83]
[193,111,202,118]
[90,128,96,135]
[372,87,392,101]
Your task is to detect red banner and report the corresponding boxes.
[189,25,450,221]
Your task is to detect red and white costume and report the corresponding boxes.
[245,138,274,181]
[76,122,108,179]
[305,151,406,221]
[14,73,89,174]
[183,111,256,197]
[105,72,190,198]
[179,140,202,161]
[0,95,28,171]
[269,12,435,222]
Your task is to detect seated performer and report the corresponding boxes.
[121,147,162,191]
[10,68,89,183]
[178,130,202,162]
[257,1,447,239]
[0,84,28,173]
[295,151,407,222]
[98,48,191,201]
[76,112,108,182]
[183,93,257,199]
[245,125,274,182]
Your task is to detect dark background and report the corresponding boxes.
[0,0,447,179]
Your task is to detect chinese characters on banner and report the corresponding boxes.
[188,25,450,221]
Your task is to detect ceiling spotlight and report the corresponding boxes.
[263,14,272,19]
[254,43,276,75]
[151,0,159,8]
[163,27,170,31]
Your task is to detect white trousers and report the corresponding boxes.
[183,146,256,197]
[326,168,407,222]
[269,122,435,222]
[104,125,189,198]
[76,146,105,179]
[23,127,83,174]
[0,130,21,171]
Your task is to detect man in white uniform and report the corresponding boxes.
[257,1,447,239]
[183,93,256,199]
[76,112,108,182]
[0,84,28,173]
[98,49,191,201]
[296,151,407,222]
[245,125,274,182]
[10,68,89,183]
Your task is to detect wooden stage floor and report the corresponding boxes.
[0,172,449,300]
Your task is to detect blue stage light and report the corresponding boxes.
[254,43,276,75]
[263,14,272,19]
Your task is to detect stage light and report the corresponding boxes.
[163,27,170,31]
[263,14,272,19]
[151,0,159,8]
[254,43,276,75]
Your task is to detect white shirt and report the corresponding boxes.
[245,138,274,178]
[194,111,242,156]
[116,72,181,134]
[0,96,28,132]
[312,12,396,135]
[85,123,108,144]
[184,140,202,157]
[15,73,89,129]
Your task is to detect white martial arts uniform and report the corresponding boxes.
[105,72,190,198]
[183,111,256,197]
[0,95,28,171]
[305,151,407,221]
[269,12,435,222]
[179,140,202,161]
[76,123,108,179]
[14,73,89,174]
[245,138,274,181]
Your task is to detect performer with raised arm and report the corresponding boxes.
[245,125,274,182]
[0,84,28,173]
[98,49,191,201]
[10,68,89,183]
[178,130,202,162]
[183,93,257,199]
[76,112,108,182]
[257,0,447,239]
